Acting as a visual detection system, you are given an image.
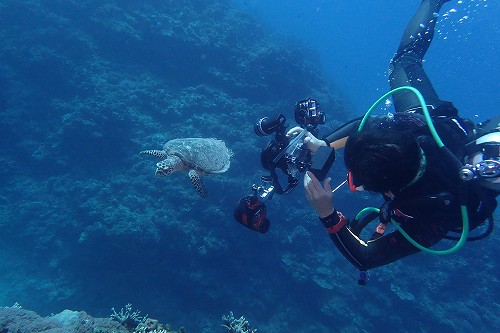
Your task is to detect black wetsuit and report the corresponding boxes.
[319,0,497,270]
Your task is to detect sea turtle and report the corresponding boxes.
[139,138,233,197]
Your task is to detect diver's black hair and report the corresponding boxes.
[344,125,421,193]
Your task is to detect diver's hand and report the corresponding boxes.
[287,126,327,153]
[286,126,304,137]
[304,171,334,218]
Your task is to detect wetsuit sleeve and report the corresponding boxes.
[322,117,362,149]
[320,210,442,270]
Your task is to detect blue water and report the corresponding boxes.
[0,1,498,332]
[233,0,499,120]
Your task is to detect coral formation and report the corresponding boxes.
[133,317,186,333]
[221,311,257,333]
[0,304,186,333]
[111,303,148,329]
[0,307,128,333]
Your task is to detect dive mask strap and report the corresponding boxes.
[348,171,365,192]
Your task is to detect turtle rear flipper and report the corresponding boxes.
[140,149,167,159]
[188,170,208,198]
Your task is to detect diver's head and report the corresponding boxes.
[344,127,421,193]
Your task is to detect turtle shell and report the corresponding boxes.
[163,138,232,174]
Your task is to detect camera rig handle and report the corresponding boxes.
[262,171,299,195]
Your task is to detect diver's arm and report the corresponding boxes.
[288,117,363,152]
[322,117,363,150]
[304,171,437,270]
[322,117,362,147]
[320,212,423,270]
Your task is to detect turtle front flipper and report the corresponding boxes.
[188,170,208,198]
[139,149,167,159]
[155,155,183,176]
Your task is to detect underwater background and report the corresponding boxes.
[0,0,498,332]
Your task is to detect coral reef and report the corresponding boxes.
[0,307,128,333]
[0,304,186,333]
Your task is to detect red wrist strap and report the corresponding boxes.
[325,211,348,234]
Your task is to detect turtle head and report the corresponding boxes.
[155,163,174,176]
[155,155,183,176]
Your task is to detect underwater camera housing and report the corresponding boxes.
[255,113,335,190]
[234,110,335,233]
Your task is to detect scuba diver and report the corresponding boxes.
[298,0,499,283]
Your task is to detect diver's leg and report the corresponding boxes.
[389,0,452,113]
